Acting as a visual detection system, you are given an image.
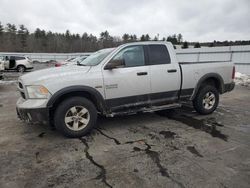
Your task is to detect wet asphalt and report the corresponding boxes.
[0,64,250,188]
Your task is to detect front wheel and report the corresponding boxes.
[54,97,97,138]
[193,85,219,115]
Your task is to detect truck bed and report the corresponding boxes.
[179,61,234,99]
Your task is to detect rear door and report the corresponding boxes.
[102,45,151,111]
[146,44,181,105]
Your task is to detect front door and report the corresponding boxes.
[102,45,151,112]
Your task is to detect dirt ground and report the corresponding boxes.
[0,64,250,188]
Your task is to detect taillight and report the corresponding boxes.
[232,66,235,79]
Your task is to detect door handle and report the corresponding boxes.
[137,72,148,76]
[167,69,177,73]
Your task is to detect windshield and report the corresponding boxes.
[79,48,114,66]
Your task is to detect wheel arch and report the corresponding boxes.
[47,86,107,115]
[191,73,225,100]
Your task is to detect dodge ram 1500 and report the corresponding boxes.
[16,42,235,137]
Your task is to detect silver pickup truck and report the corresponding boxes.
[16,41,235,137]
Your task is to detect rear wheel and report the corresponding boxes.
[17,65,25,73]
[54,97,97,138]
[193,85,219,115]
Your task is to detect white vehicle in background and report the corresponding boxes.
[1,55,33,72]
[55,55,89,67]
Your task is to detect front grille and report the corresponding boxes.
[19,82,23,89]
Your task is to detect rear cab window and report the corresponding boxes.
[147,44,171,65]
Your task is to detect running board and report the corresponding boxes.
[106,103,182,117]
[144,103,182,112]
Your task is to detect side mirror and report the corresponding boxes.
[104,59,125,70]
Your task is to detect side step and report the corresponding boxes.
[106,103,182,117]
[144,103,182,112]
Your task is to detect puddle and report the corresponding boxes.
[0,104,3,107]
[166,113,228,141]
[159,131,176,139]
[187,146,203,157]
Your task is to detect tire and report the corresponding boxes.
[193,85,219,115]
[54,97,97,138]
[17,65,25,73]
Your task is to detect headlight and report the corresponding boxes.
[26,85,51,99]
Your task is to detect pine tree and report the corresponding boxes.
[194,42,201,48]
[182,41,189,49]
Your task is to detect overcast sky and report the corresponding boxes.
[0,0,249,42]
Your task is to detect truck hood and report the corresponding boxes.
[19,66,91,85]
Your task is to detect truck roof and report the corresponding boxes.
[120,41,172,47]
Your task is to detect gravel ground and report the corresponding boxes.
[0,64,250,188]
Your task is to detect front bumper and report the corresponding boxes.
[16,97,50,124]
[16,107,49,124]
[224,82,235,92]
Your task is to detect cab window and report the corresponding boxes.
[147,44,171,65]
[112,46,145,67]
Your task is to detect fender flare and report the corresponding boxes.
[191,73,225,100]
[47,85,107,113]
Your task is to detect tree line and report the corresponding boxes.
[0,22,249,53]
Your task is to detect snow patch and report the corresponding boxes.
[235,72,250,87]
